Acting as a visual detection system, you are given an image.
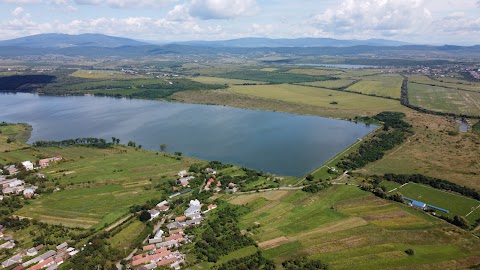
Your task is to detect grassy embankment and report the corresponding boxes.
[219,185,480,270]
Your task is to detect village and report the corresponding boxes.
[126,167,230,270]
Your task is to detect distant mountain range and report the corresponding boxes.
[0,33,149,48]
[0,33,479,61]
[172,37,411,47]
[0,33,411,48]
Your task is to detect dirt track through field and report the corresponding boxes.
[258,236,289,249]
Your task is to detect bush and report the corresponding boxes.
[405,249,414,256]
[139,210,151,222]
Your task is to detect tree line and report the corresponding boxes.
[337,112,412,170]
[33,137,112,148]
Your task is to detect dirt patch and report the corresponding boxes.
[363,210,408,221]
[258,236,289,249]
[63,171,75,175]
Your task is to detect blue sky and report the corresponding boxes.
[0,0,479,45]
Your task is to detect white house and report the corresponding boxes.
[184,200,201,217]
[177,170,188,178]
[21,161,34,171]
[149,209,160,220]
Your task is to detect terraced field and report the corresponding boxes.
[225,186,480,269]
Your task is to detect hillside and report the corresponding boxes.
[0,33,149,48]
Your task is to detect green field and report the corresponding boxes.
[408,82,480,115]
[302,79,357,89]
[391,182,480,224]
[71,69,139,79]
[231,84,408,112]
[287,68,342,76]
[190,76,264,85]
[214,70,328,84]
[5,145,201,228]
[346,74,403,99]
[408,74,480,92]
[109,219,146,250]
[224,185,480,269]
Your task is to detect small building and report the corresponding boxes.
[56,242,68,251]
[175,216,187,222]
[158,204,170,212]
[184,199,201,217]
[38,159,50,168]
[157,257,178,267]
[2,254,22,268]
[148,210,160,220]
[142,244,155,251]
[205,168,216,174]
[23,188,35,199]
[21,161,34,171]
[27,248,38,257]
[177,170,188,178]
[169,228,183,236]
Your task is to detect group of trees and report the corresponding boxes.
[0,74,56,92]
[302,182,331,193]
[337,112,411,170]
[193,206,255,263]
[214,251,275,270]
[282,257,329,270]
[33,138,111,148]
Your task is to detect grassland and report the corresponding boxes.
[302,79,357,89]
[287,68,342,76]
[214,70,327,84]
[363,113,480,190]
[231,84,408,112]
[3,145,202,228]
[224,186,480,269]
[388,182,480,224]
[109,219,146,250]
[346,74,403,99]
[70,69,139,79]
[0,122,32,153]
[408,82,480,115]
[408,74,480,92]
[190,76,264,85]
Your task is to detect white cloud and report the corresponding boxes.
[0,0,41,3]
[73,0,171,9]
[187,0,259,20]
[11,6,25,16]
[312,0,431,37]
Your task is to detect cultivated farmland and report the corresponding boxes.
[408,82,480,115]
[224,186,480,270]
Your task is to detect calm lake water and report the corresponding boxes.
[0,93,377,177]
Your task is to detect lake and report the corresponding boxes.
[0,93,377,177]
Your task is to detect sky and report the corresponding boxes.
[0,0,479,45]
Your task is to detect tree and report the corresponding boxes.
[453,215,469,228]
[116,138,120,144]
[111,137,116,144]
[174,151,182,157]
[139,210,151,222]
[306,174,314,181]
[160,144,167,152]
[405,249,414,256]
